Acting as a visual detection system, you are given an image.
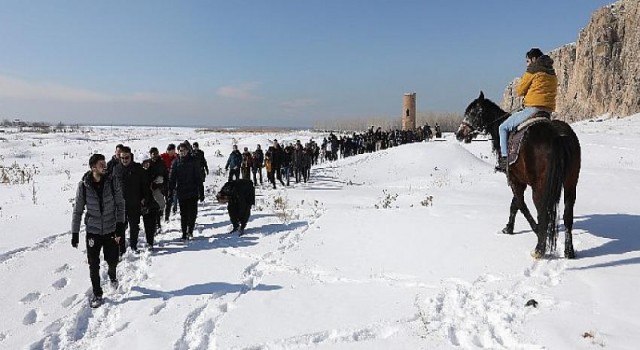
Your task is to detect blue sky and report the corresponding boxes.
[0,0,614,127]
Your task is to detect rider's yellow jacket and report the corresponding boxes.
[516,55,558,111]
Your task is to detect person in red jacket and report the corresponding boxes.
[160,143,178,221]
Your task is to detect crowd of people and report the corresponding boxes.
[71,126,443,307]
[71,140,207,307]
[319,123,442,160]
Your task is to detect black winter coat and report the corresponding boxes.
[169,154,204,200]
[113,162,149,215]
[267,146,284,168]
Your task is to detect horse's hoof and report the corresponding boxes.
[531,250,544,259]
[565,250,576,259]
[502,227,514,235]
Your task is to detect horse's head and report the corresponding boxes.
[455,91,495,143]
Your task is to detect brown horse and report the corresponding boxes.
[455,92,581,259]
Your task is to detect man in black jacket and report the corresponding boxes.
[148,147,167,231]
[216,179,255,235]
[266,140,286,189]
[169,142,205,240]
[192,142,209,182]
[251,144,264,185]
[112,146,149,254]
[71,153,126,308]
[106,144,123,175]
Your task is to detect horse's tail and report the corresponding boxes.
[542,135,568,253]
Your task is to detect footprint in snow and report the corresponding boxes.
[61,294,79,308]
[20,292,41,304]
[150,302,167,316]
[52,278,68,290]
[54,263,71,273]
[23,309,38,325]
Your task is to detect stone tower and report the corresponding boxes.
[402,93,416,131]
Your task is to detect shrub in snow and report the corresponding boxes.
[420,195,434,207]
[272,194,293,223]
[375,189,398,209]
[0,163,39,184]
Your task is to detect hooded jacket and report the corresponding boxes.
[72,172,125,235]
[516,55,558,111]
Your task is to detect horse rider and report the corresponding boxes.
[496,48,557,172]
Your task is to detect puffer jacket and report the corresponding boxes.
[72,171,125,235]
[516,55,558,111]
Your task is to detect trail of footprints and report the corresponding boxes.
[27,248,154,348]
[10,172,568,349]
[16,263,73,332]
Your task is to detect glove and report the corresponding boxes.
[116,222,126,237]
[71,232,79,248]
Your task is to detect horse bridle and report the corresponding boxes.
[461,109,513,134]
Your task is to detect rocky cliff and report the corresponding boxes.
[502,0,640,121]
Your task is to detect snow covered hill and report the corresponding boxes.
[1,116,639,349]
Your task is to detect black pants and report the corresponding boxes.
[86,233,119,298]
[142,210,159,247]
[228,202,251,230]
[122,211,141,253]
[164,193,172,221]
[179,197,199,239]
[252,167,263,184]
[228,168,240,182]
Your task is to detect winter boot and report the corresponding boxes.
[495,156,508,173]
[90,295,104,308]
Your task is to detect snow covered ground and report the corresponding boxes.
[1,115,639,349]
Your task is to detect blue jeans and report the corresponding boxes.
[499,107,543,157]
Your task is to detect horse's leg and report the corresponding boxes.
[563,179,578,259]
[531,188,547,259]
[503,196,518,235]
[520,202,538,233]
[504,182,537,234]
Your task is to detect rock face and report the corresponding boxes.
[502,0,640,121]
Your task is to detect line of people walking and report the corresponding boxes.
[71,140,208,307]
[225,139,317,189]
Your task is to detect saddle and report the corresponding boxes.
[507,111,551,165]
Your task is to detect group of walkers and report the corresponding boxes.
[320,123,442,161]
[71,140,208,307]
[71,128,442,308]
[225,139,318,189]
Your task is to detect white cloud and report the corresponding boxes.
[0,74,185,104]
[215,81,262,101]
